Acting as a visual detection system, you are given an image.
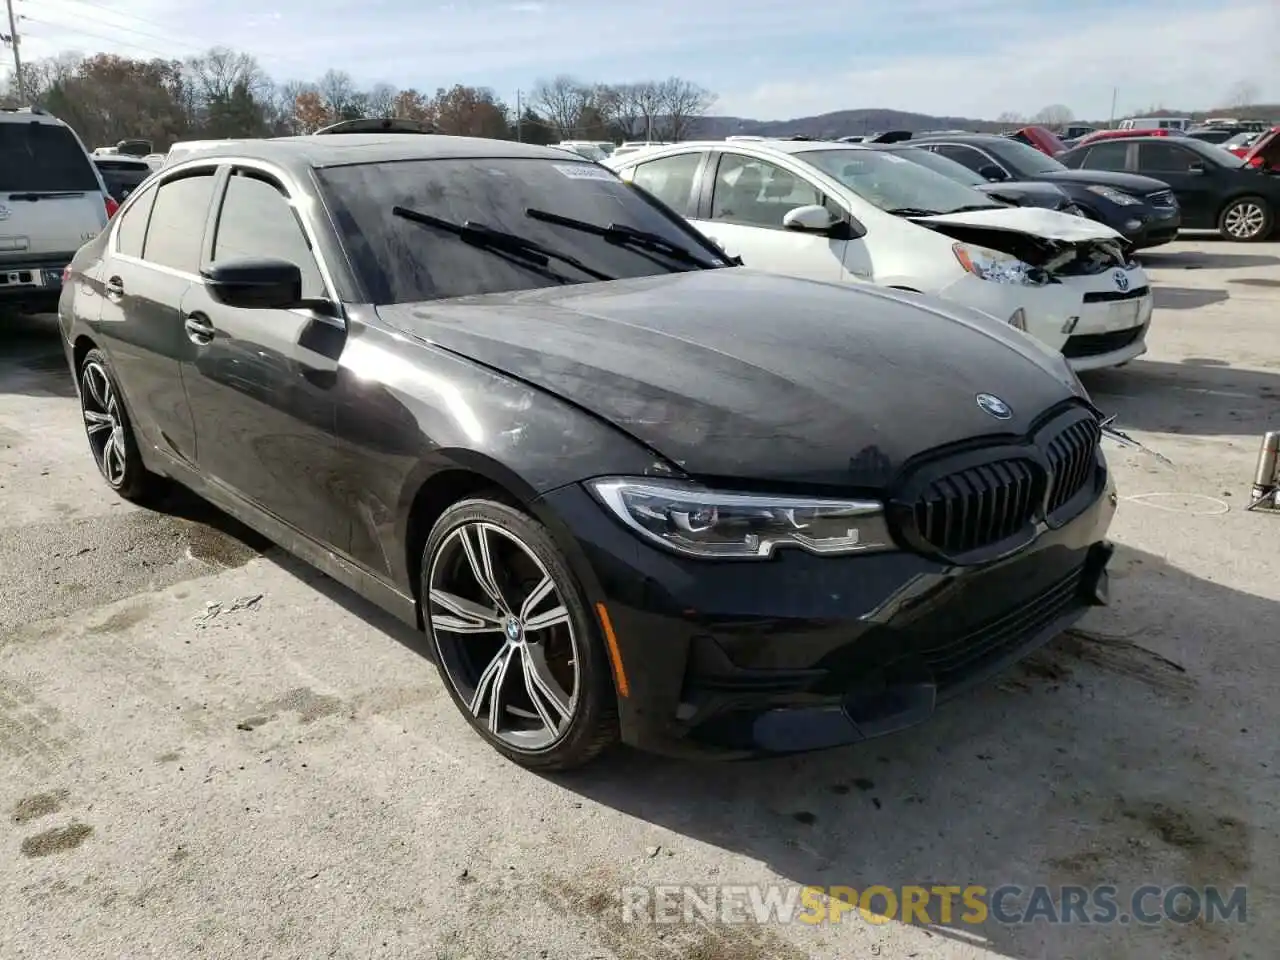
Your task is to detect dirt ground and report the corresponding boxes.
[1,237,1277,959]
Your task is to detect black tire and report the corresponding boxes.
[421,497,619,770]
[78,348,166,504]
[1218,195,1273,242]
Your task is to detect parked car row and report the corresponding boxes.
[58,132,1118,769]
[605,139,1155,371]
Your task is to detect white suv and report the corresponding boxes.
[0,107,112,313]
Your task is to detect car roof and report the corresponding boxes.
[0,106,69,126]
[618,139,871,159]
[906,132,1006,144]
[169,134,587,175]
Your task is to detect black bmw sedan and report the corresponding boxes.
[906,132,1181,249]
[59,134,1116,769]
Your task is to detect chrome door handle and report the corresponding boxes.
[104,276,123,299]
[183,313,214,344]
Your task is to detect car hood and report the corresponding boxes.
[1034,168,1172,193]
[914,205,1125,242]
[376,270,1081,490]
[976,181,1070,208]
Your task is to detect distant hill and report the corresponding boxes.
[689,109,1005,139]
[683,103,1279,140]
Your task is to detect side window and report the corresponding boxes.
[709,154,823,229]
[141,171,217,274]
[1138,142,1197,172]
[630,153,703,214]
[211,171,325,299]
[1080,142,1129,170]
[930,144,989,174]
[114,185,156,259]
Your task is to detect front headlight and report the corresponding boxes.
[1085,185,1141,206]
[587,478,893,559]
[952,242,1049,286]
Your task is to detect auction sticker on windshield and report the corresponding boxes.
[554,164,616,180]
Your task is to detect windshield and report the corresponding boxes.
[1223,132,1259,149]
[986,138,1068,176]
[882,147,986,186]
[562,144,608,162]
[0,122,100,192]
[317,157,728,304]
[799,148,1001,215]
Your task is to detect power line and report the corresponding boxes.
[20,16,174,59]
[18,4,287,66]
[20,3,205,53]
[30,0,199,34]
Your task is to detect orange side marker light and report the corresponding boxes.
[595,602,630,698]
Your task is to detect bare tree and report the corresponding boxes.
[365,82,398,118]
[316,68,356,117]
[995,110,1025,125]
[1226,80,1260,108]
[531,74,590,138]
[631,80,665,140]
[656,77,715,141]
[1031,104,1073,128]
[184,47,266,106]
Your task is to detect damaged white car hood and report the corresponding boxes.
[915,206,1126,243]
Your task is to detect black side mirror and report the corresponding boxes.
[978,164,1008,182]
[201,257,302,310]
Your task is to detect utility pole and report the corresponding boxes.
[4,0,22,103]
[516,88,522,142]
[1108,87,1117,129]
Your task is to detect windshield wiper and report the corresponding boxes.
[525,207,721,269]
[885,206,941,216]
[391,206,614,282]
[945,204,1006,213]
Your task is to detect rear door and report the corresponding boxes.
[0,119,107,264]
[93,166,219,464]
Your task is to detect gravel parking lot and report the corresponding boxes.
[2,238,1277,960]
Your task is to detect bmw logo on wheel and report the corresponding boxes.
[1114,270,1130,292]
[976,393,1012,420]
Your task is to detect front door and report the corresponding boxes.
[690,152,849,281]
[179,166,347,545]
[1134,141,1218,228]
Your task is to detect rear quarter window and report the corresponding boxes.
[0,122,99,192]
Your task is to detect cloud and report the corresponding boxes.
[14,0,1280,120]
[721,0,1280,120]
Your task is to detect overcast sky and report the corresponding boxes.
[13,0,1280,120]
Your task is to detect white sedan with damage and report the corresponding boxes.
[607,139,1154,371]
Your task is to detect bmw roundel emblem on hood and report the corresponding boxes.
[1114,270,1129,292]
[976,393,1012,420]
[0,204,9,221]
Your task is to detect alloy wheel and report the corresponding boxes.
[1224,201,1266,239]
[81,360,127,487]
[427,520,580,752]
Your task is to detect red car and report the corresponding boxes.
[1239,127,1279,169]
[1003,125,1068,156]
